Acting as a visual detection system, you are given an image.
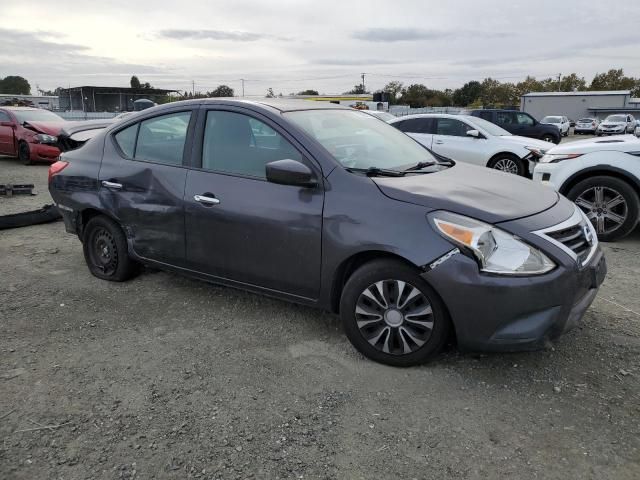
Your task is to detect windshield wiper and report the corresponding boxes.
[346,167,408,177]
[403,161,436,171]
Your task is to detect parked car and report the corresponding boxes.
[49,99,606,366]
[596,114,636,136]
[533,135,640,241]
[540,116,570,137]
[388,114,549,176]
[362,110,396,122]
[469,109,561,144]
[635,119,640,137]
[0,107,67,164]
[569,119,576,128]
[574,117,600,135]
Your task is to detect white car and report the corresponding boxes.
[575,117,600,135]
[389,114,550,176]
[533,136,640,241]
[362,110,396,122]
[596,114,636,135]
[541,115,571,137]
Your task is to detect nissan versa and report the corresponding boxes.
[48,99,607,366]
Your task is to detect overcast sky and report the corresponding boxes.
[2,0,639,96]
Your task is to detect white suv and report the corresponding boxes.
[533,136,640,241]
[541,115,571,137]
[389,114,550,176]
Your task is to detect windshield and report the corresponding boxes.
[465,116,511,136]
[541,116,562,123]
[285,109,437,170]
[605,115,626,123]
[578,118,594,122]
[13,109,63,123]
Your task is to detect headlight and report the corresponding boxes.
[431,212,555,275]
[540,153,582,163]
[34,133,58,144]
[525,146,547,158]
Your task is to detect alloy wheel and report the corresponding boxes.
[574,186,628,235]
[492,158,519,174]
[355,280,434,355]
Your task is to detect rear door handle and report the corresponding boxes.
[194,194,220,206]
[434,140,444,144]
[102,180,123,190]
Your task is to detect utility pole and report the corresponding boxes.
[240,79,245,97]
[361,73,366,93]
[557,73,561,92]
[192,80,195,95]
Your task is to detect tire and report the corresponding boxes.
[541,133,559,144]
[82,215,138,281]
[487,154,526,176]
[18,141,32,165]
[566,176,640,242]
[340,259,451,367]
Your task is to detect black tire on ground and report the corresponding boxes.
[340,259,451,367]
[0,204,62,230]
[82,215,139,281]
[18,141,32,165]
[487,154,526,176]
[566,176,640,242]
[541,134,559,144]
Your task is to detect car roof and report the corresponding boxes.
[0,106,42,111]
[388,113,475,122]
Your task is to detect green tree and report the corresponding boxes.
[0,76,31,95]
[297,89,319,95]
[266,88,276,98]
[345,84,369,94]
[382,81,404,104]
[452,81,482,106]
[399,84,451,108]
[590,69,639,95]
[130,76,142,89]
[479,78,518,107]
[559,73,587,92]
[209,85,234,97]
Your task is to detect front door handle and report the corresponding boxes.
[434,140,444,144]
[102,180,123,190]
[194,194,220,206]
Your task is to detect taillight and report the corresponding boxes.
[48,160,69,184]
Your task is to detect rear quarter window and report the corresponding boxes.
[114,124,138,157]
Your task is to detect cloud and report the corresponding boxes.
[352,27,509,43]
[312,58,406,66]
[158,29,278,42]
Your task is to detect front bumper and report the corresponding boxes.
[30,142,60,163]
[422,245,606,352]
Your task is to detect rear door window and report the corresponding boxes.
[434,118,472,136]
[394,118,433,134]
[495,111,515,125]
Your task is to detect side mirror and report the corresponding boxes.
[466,129,481,138]
[0,121,15,128]
[266,159,317,187]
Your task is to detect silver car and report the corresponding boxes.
[574,117,599,135]
[596,114,636,135]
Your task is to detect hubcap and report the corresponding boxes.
[355,280,434,356]
[574,186,628,235]
[493,158,518,174]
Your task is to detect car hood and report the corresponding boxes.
[545,135,640,154]
[373,163,559,224]
[498,135,551,150]
[23,121,66,136]
[600,122,626,127]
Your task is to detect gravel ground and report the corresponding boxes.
[1,150,639,479]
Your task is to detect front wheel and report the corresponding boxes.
[567,176,640,242]
[82,215,139,281]
[541,134,558,143]
[488,155,525,176]
[340,259,451,367]
[18,141,32,165]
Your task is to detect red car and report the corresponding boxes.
[0,107,66,164]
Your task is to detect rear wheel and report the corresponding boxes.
[82,215,138,281]
[541,134,557,143]
[340,259,451,367]
[18,141,32,165]
[488,154,525,176]
[567,176,640,241]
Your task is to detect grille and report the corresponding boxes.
[545,222,592,264]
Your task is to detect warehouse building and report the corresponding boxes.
[58,86,178,112]
[520,90,640,121]
[0,94,58,109]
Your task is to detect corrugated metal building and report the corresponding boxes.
[520,90,640,121]
[58,86,178,112]
[0,94,59,109]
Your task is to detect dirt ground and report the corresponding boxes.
[1,153,639,480]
